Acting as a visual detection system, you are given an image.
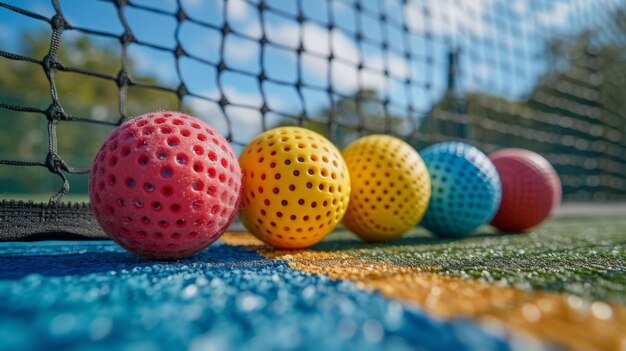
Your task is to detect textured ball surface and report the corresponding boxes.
[89,111,242,259]
[342,135,431,241]
[421,142,501,237]
[239,127,351,249]
[490,148,562,232]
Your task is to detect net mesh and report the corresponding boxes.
[1,0,625,234]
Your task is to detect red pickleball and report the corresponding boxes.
[489,148,561,232]
[89,111,242,259]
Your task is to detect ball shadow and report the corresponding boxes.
[0,243,268,280]
[306,227,514,253]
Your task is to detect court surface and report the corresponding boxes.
[0,217,624,350]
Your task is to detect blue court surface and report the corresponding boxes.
[0,240,531,351]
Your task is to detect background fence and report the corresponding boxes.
[1,0,625,204]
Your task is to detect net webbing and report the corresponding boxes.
[0,0,625,239]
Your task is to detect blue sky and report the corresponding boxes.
[0,0,622,146]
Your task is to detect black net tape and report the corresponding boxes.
[0,0,625,240]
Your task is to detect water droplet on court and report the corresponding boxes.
[591,302,613,320]
[182,284,198,299]
[521,303,541,322]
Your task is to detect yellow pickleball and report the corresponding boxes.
[342,135,430,241]
[239,127,351,249]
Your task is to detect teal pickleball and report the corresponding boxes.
[420,142,501,237]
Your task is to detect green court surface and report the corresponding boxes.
[319,217,626,303]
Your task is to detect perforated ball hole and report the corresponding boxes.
[152,201,162,211]
[167,136,180,147]
[193,145,204,155]
[161,185,173,197]
[144,182,155,192]
[208,151,218,161]
[161,166,173,178]
[136,139,148,150]
[207,185,217,196]
[208,168,217,178]
[170,204,181,213]
[176,153,189,165]
[137,119,148,127]
[192,179,204,191]
[193,162,204,173]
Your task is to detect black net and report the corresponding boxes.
[1,0,625,239]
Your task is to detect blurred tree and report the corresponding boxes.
[0,31,182,195]
[423,9,626,200]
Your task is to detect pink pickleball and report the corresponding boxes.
[489,148,561,232]
[89,111,242,259]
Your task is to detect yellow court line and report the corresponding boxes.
[220,232,626,351]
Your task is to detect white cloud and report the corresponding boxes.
[223,86,263,108]
[129,49,177,84]
[264,21,413,95]
[185,93,264,149]
[331,0,351,15]
[302,23,331,56]
[473,63,493,78]
[228,0,250,21]
[191,86,283,113]
[239,21,263,39]
[360,70,386,92]
[224,36,258,61]
[301,53,327,81]
[183,76,292,147]
[365,55,411,80]
[331,60,358,93]
[511,0,529,16]
[331,29,359,64]
[268,22,362,93]
[300,23,360,63]
[264,22,300,49]
[405,0,495,38]
[535,2,574,27]
[529,0,623,29]
[225,105,264,145]
[185,97,227,135]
